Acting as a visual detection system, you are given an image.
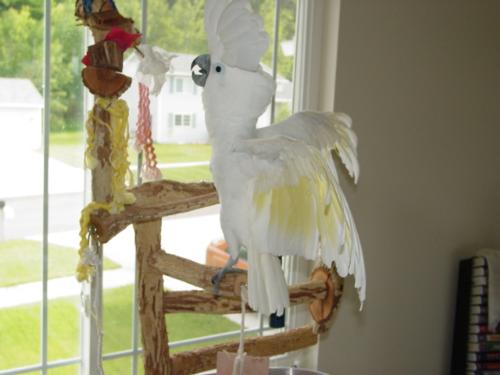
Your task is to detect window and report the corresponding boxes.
[175,77,183,93]
[173,114,191,126]
[174,114,182,126]
[0,0,332,373]
[0,1,86,374]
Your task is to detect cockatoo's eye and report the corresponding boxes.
[214,64,224,74]
[191,54,211,87]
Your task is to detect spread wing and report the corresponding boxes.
[257,111,360,183]
[205,0,269,71]
[234,135,366,306]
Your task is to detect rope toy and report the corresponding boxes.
[232,285,248,375]
[135,83,162,180]
[77,98,135,282]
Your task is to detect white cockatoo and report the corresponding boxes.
[191,0,366,316]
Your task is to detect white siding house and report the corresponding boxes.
[123,52,292,144]
[0,78,43,150]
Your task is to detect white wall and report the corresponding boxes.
[156,75,207,144]
[317,1,500,374]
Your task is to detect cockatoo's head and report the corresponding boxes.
[191,0,275,119]
[191,54,275,119]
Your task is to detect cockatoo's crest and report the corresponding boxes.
[205,0,269,71]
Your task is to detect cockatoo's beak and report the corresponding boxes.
[191,54,211,87]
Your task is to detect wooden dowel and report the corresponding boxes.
[91,180,218,243]
[151,250,246,297]
[163,280,328,314]
[170,325,318,375]
[135,220,171,375]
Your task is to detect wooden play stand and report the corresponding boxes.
[76,1,344,374]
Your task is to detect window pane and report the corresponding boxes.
[102,273,133,354]
[0,0,44,370]
[0,303,41,369]
[250,0,296,125]
[276,0,296,122]
[175,114,182,126]
[125,0,212,183]
[103,356,132,374]
[101,222,136,357]
[176,78,184,93]
[47,0,85,365]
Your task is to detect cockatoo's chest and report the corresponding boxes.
[205,116,258,198]
[210,149,249,192]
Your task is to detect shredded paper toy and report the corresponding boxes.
[192,0,366,316]
[77,98,135,282]
[134,45,175,180]
[77,25,139,282]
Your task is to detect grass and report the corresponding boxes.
[160,165,212,182]
[150,143,211,163]
[50,131,84,146]
[0,240,119,287]
[49,131,213,182]
[0,285,240,373]
[50,131,212,164]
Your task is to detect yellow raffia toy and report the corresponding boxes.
[77,98,136,282]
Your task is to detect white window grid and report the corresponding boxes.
[175,77,184,93]
[173,113,192,126]
[0,0,331,373]
[174,114,183,126]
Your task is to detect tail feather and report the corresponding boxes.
[247,249,289,316]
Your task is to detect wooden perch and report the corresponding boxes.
[163,280,328,314]
[135,220,171,375]
[151,250,246,298]
[309,265,343,331]
[170,325,318,375]
[91,180,218,243]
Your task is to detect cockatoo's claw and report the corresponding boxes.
[211,266,245,295]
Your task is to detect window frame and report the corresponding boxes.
[0,0,339,374]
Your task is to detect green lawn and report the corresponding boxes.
[49,131,212,182]
[0,285,240,373]
[50,131,85,146]
[128,143,212,164]
[0,240,119,287]
[50,131,212,164]
[160,165,212,182]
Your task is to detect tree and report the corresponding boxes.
[0,0,297,132]
[0,6,42,87]
[50,1,84,131]
[0,1,84,131]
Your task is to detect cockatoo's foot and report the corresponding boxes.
[211,256,244,295]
